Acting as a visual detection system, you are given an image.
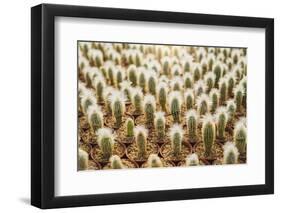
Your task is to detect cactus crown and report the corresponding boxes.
[170,76,184,91]
[223,142,239,164]
[119,80,132,101]
[81,94,97,114]
[86,105,103,130]
[168,91,183,109]
[97,128,115,147]
[194,80,206,96]
[183,72,194,88]
[185,153,200,166]
[147,154,163,168]
[108,91,126,114]
[110,155,125,169]
[78,149,89,170]
[196,93,211,115]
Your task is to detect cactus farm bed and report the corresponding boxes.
[78,41,247,171]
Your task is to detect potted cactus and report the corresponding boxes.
[143,94,156,127]
[161,56,171,76]
[131,87,144,116]
[184,89,194,110]
[194,80,206,96]
[204,72,215,93]
[147,154,163,168]
[96,128,116,161]
[154,111,166,142]
[213,61,222,88]
[185,153,200,166]
[215,106,228,141]
[222,142,239,164]
[120,80,132,103]
[80,94,97,115]
[202,114,216,158]
[209,88,220,113]
[185,109,198,143]
[196,94,210,116]
[234,119,247,157]
[226,71,236,97]
[109,91,126,129]
[171,76,184,91]
[137,67,147,92]
[192,63,202,82]
[168,91,183,123]
[226,99,236,123]
[114,66,124,89]
[183,72,193,89]
[127,65,138,86]
[87,105,104,133]
[234,84,244,114]
[157,82,168,112]
[218,77,228,105]
[146,71,157,95]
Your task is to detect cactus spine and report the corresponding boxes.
[126,118,134,138]
[143,94,156,126]
[87,105,103,132]
[127,65,137,86]
[78,149,89,170]
[134,126,148,158]
[169,91,182,123]
[110,155,125,169]
[196,94,210,116]
[157,82,168,112]
[97,128,115,160]
[234,119,247,154]
[215,107,228,139]
[219,77,228,104]
[169,124,184,156]
[183,72,193,89]
[209,88,220,113]
[223,142,239,164]
[132,87,143,114]
[202,114,216,157]
[184,89,194,110]
[154,111,166,139]
[109,91,126,128]
[147,154,163,168]
[234,84,244,113]
[185,153,200,166]
[186,109,198,141]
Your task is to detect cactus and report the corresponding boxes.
[209,88,219,113]
[202,114,216,157]
[154,111,166,139]
[114,66,124,89]
[240,76,247,108]
[171,64,182,77]
[219,77,228,104]
[161,56,171,76]
[103,86,114,115]
[186,109,198,141]
[107,64,115,85]
[223,142,239,164]
[207,53,215,71]
[110,155,125,169]
[204,72,215,93]
[196,94,210,116]
[147,71,157,95]
[183,72,193,89]
[138,67,147,92]
[143,94,156,126]
[234,84,244,113]
[147,154,163,168]
[184,89,194,110]
[134,126,148,158]
[97,128,115,160]
[78,149,89,170]
[127,65,138,86]
[91,49,103,67]
[109,91,126,128]
[194,80,206,96]
[192,63,201,82]
[87,105,104,132]
[132,87,144,114]
[215,107,228,139]
[226,72,236,97]
[171,76,183,91]
[234,119,247,154]
[80,94,97,115]
[226,99,236,122]
[213,62,222,88]
[185,153,199,166]
[126,118,134,137]
[231,49,240,64]
[120,80,132,101]
[169,124,184,156]
[94,77,106,102]
[135,51,143,66]
[182,58,193,73]
[168,91,183,123]
[157,82,168,111]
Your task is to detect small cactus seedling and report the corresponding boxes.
[234,119,247,155]
[135,51,143,66]
[185,153,200,166]
[109,91,126,128]
[94,77,106,102]
[87,105,104,132]
[146,71,157,95]
[132,87,144,114]
[97,128,115,160]
[114,66,124,89]
[143,94,156,126]
[169,124,184,156]
[186,109,198,142]
[213,62,222,88]
[171,76,184,91]
[154,111,166,139]
[222,142,239,164]
[183,72,193,89]
[161,56,171,76]
[234,84,244,113]
[182,57,193,73]
[196,94,211,116]
[204,72,215,93]
[226,72,236,97]
[192,63,202,82]
[127,65,138,86]
[215,106,228,139]
[103,86,115,116]
[209,88,220,113]
[157,82,168,111]
[120,80,132,101]
[194,80,206,96]
[184,89,194,110]
[110,155,125,169]
[107,64,115,85]
[78,149,89,170]
[138,67,147,92]
[202,114,216,157]
[126,118,134,138]
[80,94,97,115]
[134,126,148,158]
[168,91,183,123]
[218,77,228,104]
[147,154,163,168]
[226,99,236,122]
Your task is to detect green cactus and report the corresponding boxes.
[184,90,194,110]
[219,78,227,104]
[138,71,146,92]
[227,73,235,97]
[109,92,125,128]
[193,65,201,82]
[126,118,134,137]
[107,66,115,85]
[234,85,244,113]
[115,69,123,89]
[170,124,183,156]
[226,100,236,122]
[147,154,163,168]
[234,121,247,154]
[128,65,137,86]
[210,89,219,113]
[95,79,105,102]
[223,142,239,164]
[154,112,165,139]
[110,155,125,169]
[158,83,167,111]
[213,63,222,88]
[147,74,157,95]
[144,95,156,126]
[78,149,88,170]
[132,88,143,114]
[185,153,199,166]
[184,73,193,88]
[186,110,198,141]
[202,114,215,157]
[204,72,215,93]
[87,106,103,132]
[197,94,209,116]
[97,128,115,160]
[113,100,122,128]
[216,107,228,139]
[169,93,182,123]
[134,126,148,158]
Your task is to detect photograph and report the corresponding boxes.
[77,41,247,171]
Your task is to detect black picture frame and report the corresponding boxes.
[31,3,274,209]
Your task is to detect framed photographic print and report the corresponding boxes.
[31,3,274,209]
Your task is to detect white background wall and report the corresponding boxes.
[0,0,278,212]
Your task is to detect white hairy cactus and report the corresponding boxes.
[222,142,239,164]
[185,153,200,166]
[147,154,163,168]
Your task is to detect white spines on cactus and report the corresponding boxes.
[212,61,223,87]
[96,127,115,159]
[170,76,184,91]
[222,142,239,164]
[218,77,228,104]
[196,47,206,62]
[196,93,211,116]
[127,64,138,86]
[137,67,147,92]
[110,155,125,169]
[86,105,104,132]
[134,125,148,157]
[184,89,194,110]
[226,99,236,121]
[80,93,97,114]
[114,66,125,88]
[154,111,166,139]
[120,80,132,101]
[215,106,229,139]
[84,67,101,88]
[183,72,193,88]
[191,63,202,82]
[225,71,236,97]
[94,76,106,102]
[201,113,216,157]
[131,86,144,114]
[169,124,184,156]
[157,81,168,111]
[194,79,206,96]
[171,64,182,77]
[108,90,126,128]
[233,83,245,112]
[185,109,198,141]
[78,149,89,170]
[181,56,193,73]
[234,119,247,154]
[168,91,183,123]
[231,49,241,64]
[146,70,158,95]
[207,53,216,70]
[89,49,104,67]
[185,153,200,166]
[143,94,156,125]
[204,72,216,93]
[147,154,163,168]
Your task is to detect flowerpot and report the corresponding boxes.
[193,142,223,164]
[177,158,209,167]
[160,142,192,164]
[103,158,139,169]
[141,158,175,168]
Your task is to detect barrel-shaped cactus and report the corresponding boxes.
[184,89,194,110]
[169,124,184,156]
[222,142,239,164]
[110,155,125,169]
[147,154,163,168]
[146,71,157,95]
[196,94,210,116]
[185,153,199,166]
[186,109,198,141]
[183,72,193,89]
[127,65,138,86]
[97,128,115,160]
[234,119,247,154]
[204,72,215,93]
[234,84,244,113]
[87,105,104,132]
[219,77,228,104]
[126,118,134,138]
[168,91,183,123]
[209,88,220,113]
[109,91,126,128]
[131,87,144,114]
[78,149,89,170]
[157,82,168,111]
[202,114,216,157]
[134,126,148,158]
[154,111,166,139]
[215,106,228,139]
[143,94,156,126]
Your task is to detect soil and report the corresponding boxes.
[126,143,159,163]
[194,142,223,163]
[103,159,138,169]
[88,160,101,170]
[177,159,209,167]
[160,142,192,162]
[141,158,175,168]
